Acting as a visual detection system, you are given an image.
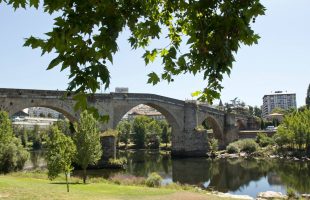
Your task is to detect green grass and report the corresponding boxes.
[0,171,234,200]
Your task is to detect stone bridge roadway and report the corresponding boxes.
[0,88,245,157]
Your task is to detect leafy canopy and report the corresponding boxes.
[46,125,76,180]
[1,0,265,104]
[73,110,102,183]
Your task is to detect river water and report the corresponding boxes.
[25,150,310,197]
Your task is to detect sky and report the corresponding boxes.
[0,0,309,107]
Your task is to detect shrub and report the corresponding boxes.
[0,138,29,173]
[209,138,219,152]
[239,139,259,153]
[286,187,298,199]
[108,157,127,169]
[146,172,162,187]
[226,143,240,153]
[109,173,145,185]
[226,139,259,154]
[256,132,274,147]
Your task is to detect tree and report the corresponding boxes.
[0,111,29,173]
[254,106,262,117]
[0,111,13,144]
[158,120,170,147]
[131,116,151,148]
[74,110,102,184]
[32,125,43,150]
[248,106,254,116]
[1,0,265,107]
[54,120,73,136]
[117,120,131,147]
[161,126,169,148]
[274,109,310,152]
[21,128,28,147]
[307,84,310,109]
[146,120,161,149]
[46,126,76,192]
[47,113,53,118]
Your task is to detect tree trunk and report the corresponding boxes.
[65,172,69,192]
[83,168,87,184]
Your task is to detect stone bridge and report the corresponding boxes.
[0,88,245,157]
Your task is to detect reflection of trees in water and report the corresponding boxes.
[172,158,276,193]
[208,159,274,192]
[78,150,310,194]
[119,150,171,177]
[29,150,46,169]
[272,160,310,193]
[172,158,214,185]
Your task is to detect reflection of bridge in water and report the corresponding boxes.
[0,88,253,156]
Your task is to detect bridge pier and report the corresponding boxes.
[171,102,208,157]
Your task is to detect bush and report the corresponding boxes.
[209,138,219,152]
[256,132,274,147]
[145,172,162,187]
[226,143,240,153]
[108,158,127,169]
[0,138,29,173]
[226,139,259,154]
[286,187,298,199]
[239,139,259,153]
[109,173,145,185]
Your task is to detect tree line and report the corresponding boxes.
[117,116,171,149]
[274,109,310,152]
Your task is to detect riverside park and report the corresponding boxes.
[1,0,310,200]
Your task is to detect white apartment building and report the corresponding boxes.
[262,91,297,117]
[27,107,61,118]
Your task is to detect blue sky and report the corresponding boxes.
[0,0,309,107]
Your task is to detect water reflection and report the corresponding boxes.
[24,150,46,170]
[26,150,310,197]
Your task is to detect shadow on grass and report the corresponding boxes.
[50,182,83,185]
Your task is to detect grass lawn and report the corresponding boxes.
[0,172,235,200]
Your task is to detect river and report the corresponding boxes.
[25,150,310,197]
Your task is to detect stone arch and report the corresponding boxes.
[200,115,224,141]
[9,103,77,123]
[113,102,182,147]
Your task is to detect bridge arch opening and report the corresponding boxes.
[201,116,223,143]
[11,106,74,130]
[10,104,77,123]
[11,106,74,151]
[114,103,180,149]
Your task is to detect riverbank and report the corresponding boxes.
[0,171,239,200]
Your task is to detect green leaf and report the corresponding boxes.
[29,0,39,9]
[47,57,62,70]
[73,93,88,111]
[147,72,160,85]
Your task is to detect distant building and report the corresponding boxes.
[262,91,297,117]
[12,117,58,130]
[115,87,129,93]
[28,107,61,118]
[11,110,29,119]
[125,104,165,121]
